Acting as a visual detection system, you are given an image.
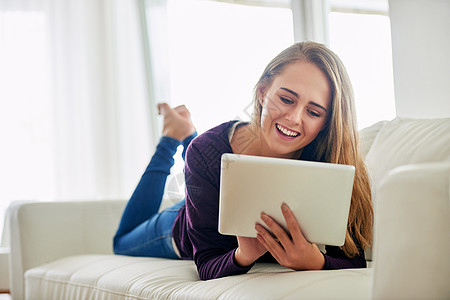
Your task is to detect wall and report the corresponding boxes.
[389,0,450,118]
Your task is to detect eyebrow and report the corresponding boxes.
[280,87,328,112]
[281,87,298,98]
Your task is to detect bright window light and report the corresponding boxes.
[156,0,294,186]
[166,0,294,134]
[0,11,55,233]
[329,11,396,129]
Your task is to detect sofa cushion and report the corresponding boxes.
[25,254,372,300]
[359,120,388,159]
[365,117,450,191]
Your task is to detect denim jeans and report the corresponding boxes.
[113,133,196,259]
[114,200,185,259]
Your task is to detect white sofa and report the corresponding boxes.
[6,117,450,300]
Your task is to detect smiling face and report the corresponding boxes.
[258,61,331,158]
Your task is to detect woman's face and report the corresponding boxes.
[259,61,331,158]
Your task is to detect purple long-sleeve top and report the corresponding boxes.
[172,121,366,280]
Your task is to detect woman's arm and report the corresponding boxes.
[322,244,366,269]
[184,140,259,280]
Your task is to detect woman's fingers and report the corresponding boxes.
[256,204,325,270]
[256,212,298,264]
[259,213,293,250]
[157,102,171,115]
[235,236,267,267]
[255,224,284,262]
[281,203,307,245]
[256,232,283,263]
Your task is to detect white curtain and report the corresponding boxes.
[0,0,156,229]
[211,0,290,7]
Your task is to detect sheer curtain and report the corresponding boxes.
[0,0,156,231]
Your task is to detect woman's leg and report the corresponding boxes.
[114,134,196,258]
[114,198,186,259]
[113,103,196,258]
[114,136,180,240]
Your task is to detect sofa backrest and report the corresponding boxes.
[359,117,450,262]
[363,117,450,194]
[359,121,389,160]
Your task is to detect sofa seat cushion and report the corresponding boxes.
[25,254,372,300]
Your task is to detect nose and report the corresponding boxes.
[285,105,304,125]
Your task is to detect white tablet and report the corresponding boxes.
[218,153,355,246]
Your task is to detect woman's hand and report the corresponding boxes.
[234,236,267,267]
[255,203,325,270]
[158,103,196,141]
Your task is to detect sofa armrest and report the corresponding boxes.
[8,199,126,300]
[371,163,450,300]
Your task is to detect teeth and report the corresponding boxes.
[276,124,299,137]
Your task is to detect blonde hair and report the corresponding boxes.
[252,41,373,257]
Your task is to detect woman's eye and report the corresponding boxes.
[280,97,293,104]
[308,110,320,118]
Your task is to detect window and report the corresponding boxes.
[0,11,55,233]
[164,0,294,134]
[144,0,294,197]
[328,0,396,129]
[146,0,395,132]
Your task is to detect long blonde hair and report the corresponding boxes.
[252,41,373,257]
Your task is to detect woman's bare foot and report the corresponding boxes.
[158,103,196,141]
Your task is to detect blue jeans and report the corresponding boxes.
[113,133,196,259]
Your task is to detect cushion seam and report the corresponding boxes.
[26,274,149,300]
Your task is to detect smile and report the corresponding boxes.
[276,123,300,138]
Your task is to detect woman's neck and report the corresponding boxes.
[230,123,260,155]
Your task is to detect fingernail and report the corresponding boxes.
[282,203,288,212]
[261,213,268,221]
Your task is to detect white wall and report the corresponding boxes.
[389,0,450,118]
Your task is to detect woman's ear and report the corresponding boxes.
[257,84,267,105]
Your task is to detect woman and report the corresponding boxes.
[114,41,373,281]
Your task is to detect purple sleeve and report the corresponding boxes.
[184,141,253,280]
[322,244,367,270]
